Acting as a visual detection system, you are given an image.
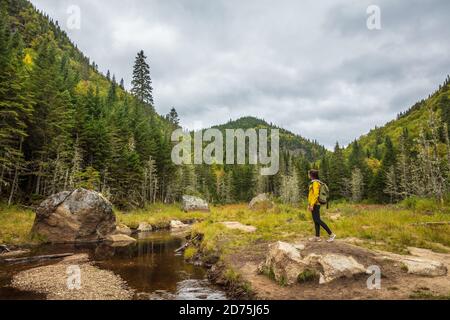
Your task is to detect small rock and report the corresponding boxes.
[137,222,153,232]
[249,194,274,211]
[170,220,190,229]
[221,221,257,233]
[330,214,341,221]
[115,224,132,235]
[0,245,10,253]
[182,195,210,212]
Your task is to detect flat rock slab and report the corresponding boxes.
[221,222,257,233]
[105,234,137,247]
[376,249,448,277]
[402,257,447,277]
[11,254,134,300]
[313,254,368,284]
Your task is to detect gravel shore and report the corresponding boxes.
[11,254,134,300]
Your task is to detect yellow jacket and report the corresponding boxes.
[308,181,321,207]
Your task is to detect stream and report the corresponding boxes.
[0,231,227,300]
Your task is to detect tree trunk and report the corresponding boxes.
[8,138,23,206]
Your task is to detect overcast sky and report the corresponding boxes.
[32,0,450,148]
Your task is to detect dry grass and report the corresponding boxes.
[1,201,449,256]
[0,204,37,245]
[191,203,450,256]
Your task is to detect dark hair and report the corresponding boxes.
[309,169,320,180]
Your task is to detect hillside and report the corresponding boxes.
[350,76,450,156]
[335,76,450,203]
[213,116,327,162]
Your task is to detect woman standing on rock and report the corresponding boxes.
[307,169,336,243]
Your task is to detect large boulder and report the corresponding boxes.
[32,189,116,243]
[249,194,274,211]
[259,241,309,285]
[259,241,368,286]
[182,195,210,212]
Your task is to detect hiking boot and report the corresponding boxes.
[327,234,337,243]
[308,237,322,242]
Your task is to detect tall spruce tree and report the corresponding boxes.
[131,50,154,107]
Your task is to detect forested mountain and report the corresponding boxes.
[213,116,327,162]
[353,77,450,156]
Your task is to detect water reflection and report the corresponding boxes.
[0,231,226,300]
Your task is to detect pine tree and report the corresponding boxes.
[106,74,117,105]
[166,107,180,127]
[329,143,349,200]
[131,50,154,106]
[370,136,396,202]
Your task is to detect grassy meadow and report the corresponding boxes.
[1,199,449,257]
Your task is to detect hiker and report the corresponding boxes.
[307,169,336,243]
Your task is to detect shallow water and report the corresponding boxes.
[0,231,227,300]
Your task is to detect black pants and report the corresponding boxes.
[312,205,332,237]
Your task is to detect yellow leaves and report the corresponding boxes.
[366,158,381,172]
[75,80,90,95]
[23,53,33,65]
